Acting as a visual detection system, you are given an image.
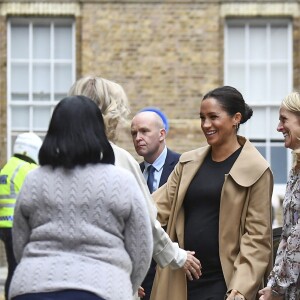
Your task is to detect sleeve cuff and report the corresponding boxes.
[169,247,187,269]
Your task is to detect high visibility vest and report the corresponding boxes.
[0,156,37,228]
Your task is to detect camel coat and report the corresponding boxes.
[150,136,273,300]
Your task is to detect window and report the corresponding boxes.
[7,18,75,156]
[224,19,292,185]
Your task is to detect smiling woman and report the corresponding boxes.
[200,86,252,161]
[277,102,300,151]
[150,86,274,300]
[200,98,241,161]
[259,92,300,300]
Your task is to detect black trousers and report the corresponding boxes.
[0,228,17,300]
[141,258,156,300]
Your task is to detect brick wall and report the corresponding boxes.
[79,2,220,152]
[0,1,299,155]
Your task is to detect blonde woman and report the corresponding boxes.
[68,76,201,298]
[259,92,300,300]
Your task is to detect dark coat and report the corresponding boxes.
[140,148,180,187]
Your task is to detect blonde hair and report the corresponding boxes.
[281,91,300,114]
[281,92,300,168]
[68,76,130,142]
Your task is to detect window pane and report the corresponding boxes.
[226,64,245,95]
[249,26,266,60]
[11,135,18,155]
[249,65,267,101]
[238,124,246,137]
[247,108,266,138]
[54,25,72,59]
[11,63,29,100]
[270,107,283,140]
[11,93,29,101]
[271,146,288,184]
[33,107,51,130]
[33,64,51,101]
[227,26,245,60]
[54,93,67,101]
[54,64,72,100]
[270,65,289,102]
[33,25,50,59]
[271,25,288,60]
[11,106,29,129]
[256,146,266,158]
[11,25,29,59]
[8,18,75,159]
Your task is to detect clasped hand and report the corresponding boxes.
[137,250,201,298]
[183,250,202,281]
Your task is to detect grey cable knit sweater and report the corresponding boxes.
[9,164,153,300]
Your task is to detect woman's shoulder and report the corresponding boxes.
[24,165,47,179]
[230,138,273,187]
[240,138,270,168]
[179,145,210,163]
[89,163,138,185]
[110,142,140,166]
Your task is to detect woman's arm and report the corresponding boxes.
[152,164,183,265]
[12,177,32,262]
[113,144,192,269]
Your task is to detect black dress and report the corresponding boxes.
[184,147,242,300]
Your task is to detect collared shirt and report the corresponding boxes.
[143,146,167,193]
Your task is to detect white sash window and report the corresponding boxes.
[7,18,75,156]
[224,19,292,185]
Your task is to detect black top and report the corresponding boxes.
[184,147,242,286]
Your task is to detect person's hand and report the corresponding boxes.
[182,250,202,280]
[225,289,245,300]
[258,287,284,300]
[138,286,145,298]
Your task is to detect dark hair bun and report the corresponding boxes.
[241,103,253,124]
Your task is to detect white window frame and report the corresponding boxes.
[7,17,76,159]
[224,18,293,183]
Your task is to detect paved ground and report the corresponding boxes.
[0,267,7,300]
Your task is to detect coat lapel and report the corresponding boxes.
[229,136,270,187]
